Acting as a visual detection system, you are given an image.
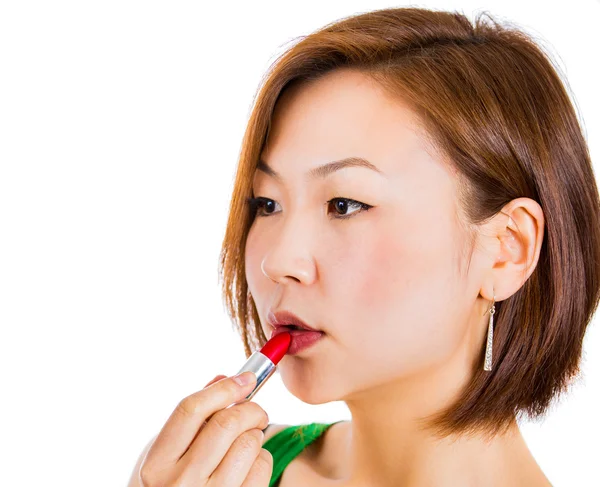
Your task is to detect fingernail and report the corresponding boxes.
[233,371,256,387]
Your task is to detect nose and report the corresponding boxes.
[260,215,317,286]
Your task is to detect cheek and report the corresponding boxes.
[244,226,267,304]
[332,216,449,312]
[329,215,469,370]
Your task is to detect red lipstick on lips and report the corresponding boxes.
[272,327,325,355]
[268,310,326,355]
[232,331,292,403]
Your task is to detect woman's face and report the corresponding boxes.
[244,69,487,404]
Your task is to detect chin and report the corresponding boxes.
[281,370,340,405]
[291,389,334,406]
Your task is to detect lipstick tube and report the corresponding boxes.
[231,332,291,404]
[235,351,277,401]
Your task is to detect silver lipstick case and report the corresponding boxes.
[233,351,276,403]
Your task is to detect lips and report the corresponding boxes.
[267,309,322,337]
[284,329,324,355]
[272,325,309,337]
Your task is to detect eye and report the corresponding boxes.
[245,196,372,220]
[245,197,280,217]
[326,197,372,219]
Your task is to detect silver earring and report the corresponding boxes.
[483,293,496,371]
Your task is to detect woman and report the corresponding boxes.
[130,7,599,487]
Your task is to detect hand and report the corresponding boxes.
[139,372,273,486]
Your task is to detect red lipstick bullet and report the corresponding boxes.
[233,332,291,402]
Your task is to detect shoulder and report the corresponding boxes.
[263,421,350,481]
[262,423,293,445]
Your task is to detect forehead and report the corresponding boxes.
[257,69,437,183]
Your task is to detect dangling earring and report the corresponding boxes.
[483,293,496,371]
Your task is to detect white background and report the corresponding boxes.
[1,1,598,486]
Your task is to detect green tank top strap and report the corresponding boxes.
[263,421,344,487]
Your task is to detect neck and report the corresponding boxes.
[331,347,542,487]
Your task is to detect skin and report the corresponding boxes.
[244,68,550,487]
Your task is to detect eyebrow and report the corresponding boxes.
[256,156,385,182]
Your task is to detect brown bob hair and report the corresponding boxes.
[218,7,600,439]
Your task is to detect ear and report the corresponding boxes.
[479,197,545,302]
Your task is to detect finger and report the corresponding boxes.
[182,374,231,447]
[182,401,269,480]
[203,374,227,388]
[239,448,274,487]
[195,428,264,486]
[145,372,258,467]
